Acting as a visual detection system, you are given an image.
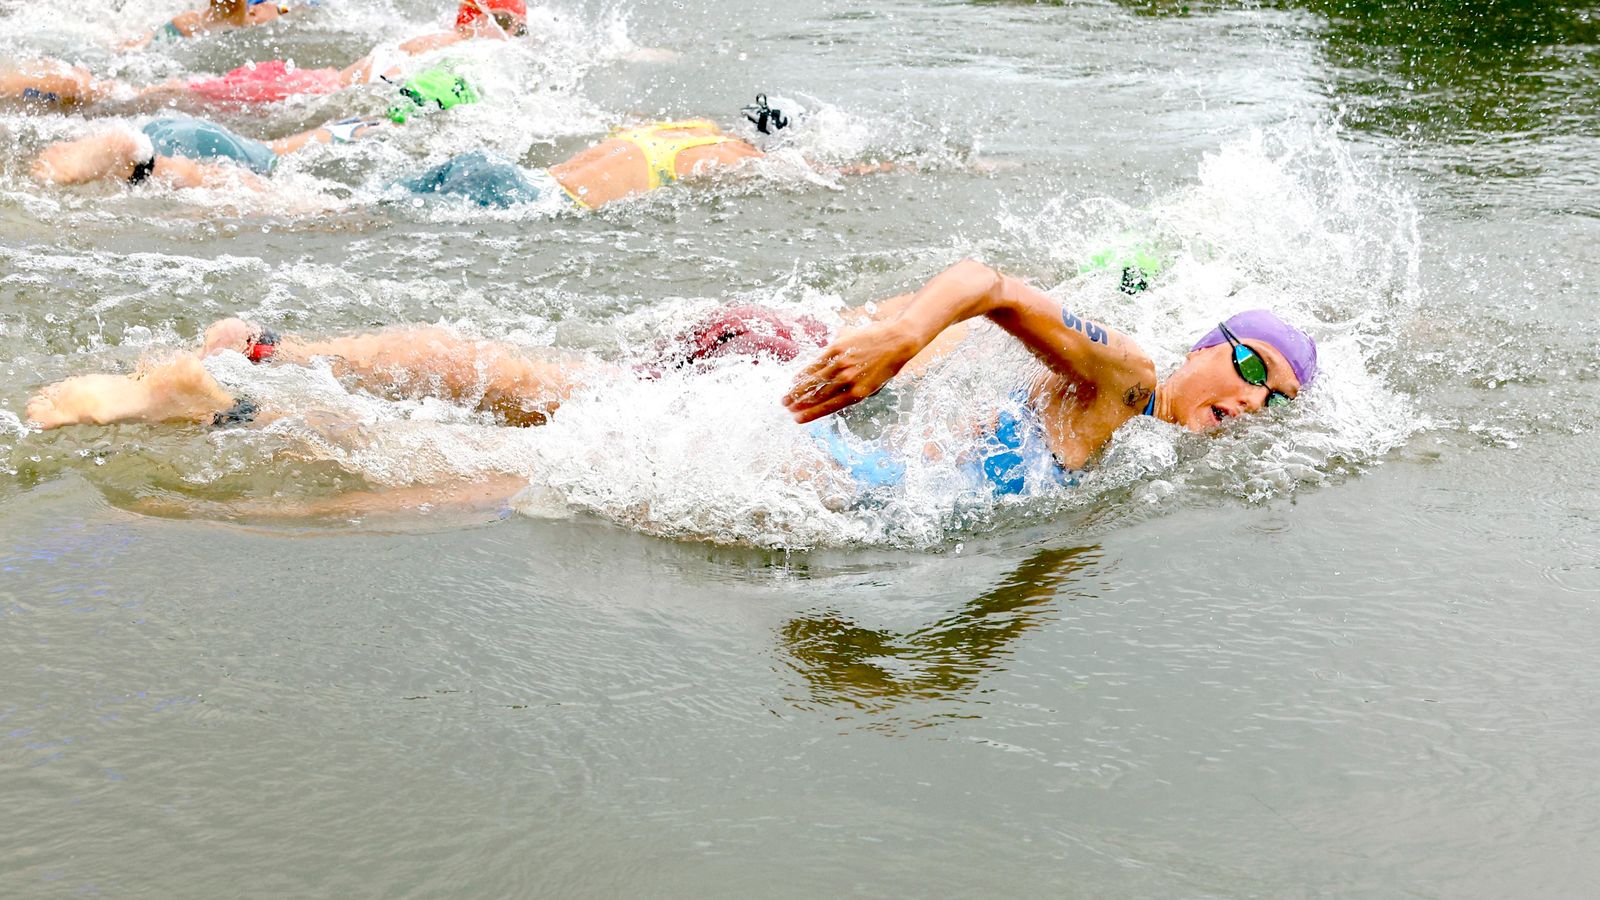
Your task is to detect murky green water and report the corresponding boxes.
[3,0,1598,895]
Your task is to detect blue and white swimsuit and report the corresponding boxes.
[810,391,1078,497]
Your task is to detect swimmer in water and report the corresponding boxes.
[407,94,880,210]
[28,67,477,190]
[781,260,1315,493]
[24,261,1316,508]
[4,0,527,109]
[123,0,291,49]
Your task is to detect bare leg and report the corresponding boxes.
[27,355,236,429]
[202,320,601,427]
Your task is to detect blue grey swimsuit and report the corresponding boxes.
[142,116,278,175]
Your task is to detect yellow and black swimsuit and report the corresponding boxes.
[562,119,736,208]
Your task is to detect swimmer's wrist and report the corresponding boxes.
[891,324,926,364]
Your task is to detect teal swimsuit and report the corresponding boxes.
[142,116,278,175]
[402,152,543,208]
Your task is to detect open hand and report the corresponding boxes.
[782,320,918,423]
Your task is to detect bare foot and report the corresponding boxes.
[32,128,141,185]
[27,356,235,429]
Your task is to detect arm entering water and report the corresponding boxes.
[782,259,1154,423]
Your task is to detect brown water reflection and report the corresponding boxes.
[781,544,1101,718]
[1108,1,1600,150]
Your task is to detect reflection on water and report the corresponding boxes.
[1300,0,1599,146]
[781,544,1101,719]
[1104,0,1600,201]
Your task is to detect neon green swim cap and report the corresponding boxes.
[386,66,480,124]
[1080,234,1168,295]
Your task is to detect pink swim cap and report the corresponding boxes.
[1190,309,1318,387]
[640,305,830,378]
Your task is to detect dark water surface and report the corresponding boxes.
[3,0,1598,896]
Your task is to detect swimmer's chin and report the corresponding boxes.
[1176,403,1236,433]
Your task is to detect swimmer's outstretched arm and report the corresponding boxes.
[285,328,596,427]
[269,118,389,156]
[338,28,474,86]
[783,259,1155,422]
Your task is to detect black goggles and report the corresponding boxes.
[1218,322,1291,408]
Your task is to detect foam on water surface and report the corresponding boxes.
[0,1,1426,548]
[115,119,1425,549]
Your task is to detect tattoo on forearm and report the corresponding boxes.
[1061,309,1108,345]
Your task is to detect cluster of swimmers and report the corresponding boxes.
[15,0,1321,518]
[10,0,829,209]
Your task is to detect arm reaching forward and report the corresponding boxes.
[782,259,1154,423]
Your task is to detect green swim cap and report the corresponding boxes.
[386,66,480,124]
[1080,234,1168,295]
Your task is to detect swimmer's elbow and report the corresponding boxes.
[946,258,1006,308]
[949,257,996,281]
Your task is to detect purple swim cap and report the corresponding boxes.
[1191,309,1318,387]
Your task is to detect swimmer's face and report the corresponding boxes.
[1162,339,1301,431]
[246,3,286,24]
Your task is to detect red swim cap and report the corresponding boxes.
[456,0,526,29]
[640,305,831,377]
